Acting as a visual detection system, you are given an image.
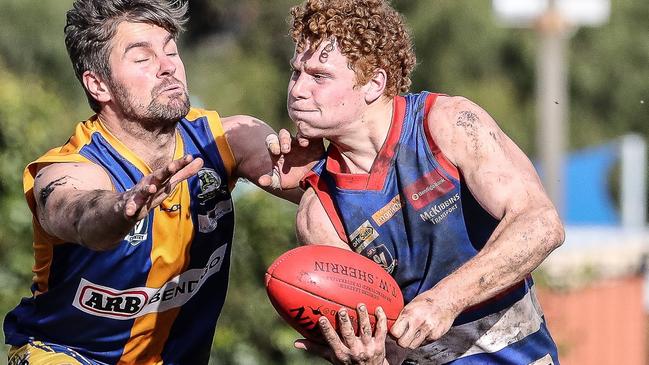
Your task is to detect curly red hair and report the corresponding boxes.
[289,0,416,97]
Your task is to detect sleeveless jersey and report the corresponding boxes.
[4,108,236,365]
[303,92,559,364]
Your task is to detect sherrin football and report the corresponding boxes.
[265,245,404,341]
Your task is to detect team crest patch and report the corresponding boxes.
[366,244,396,274]
[349,220,379,253]
[197,168,222,203]
[403,169,455,210]
[125,216,149,246]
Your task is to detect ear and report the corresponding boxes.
[363,68,387,104]
[82,70,112,104]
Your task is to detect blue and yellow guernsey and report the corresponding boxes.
[4,108,236,364]
[303,93,560,364]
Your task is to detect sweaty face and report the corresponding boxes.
[287,39,368,139]
[107,22,189,127]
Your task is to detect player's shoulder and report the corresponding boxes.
[34,161,111,189]
[427,94,495,136]
[429,95,483,121]
[424,94,499,163]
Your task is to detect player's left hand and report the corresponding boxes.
[295,304,389,365]
[389,292,459,349]
[122,155,203,221]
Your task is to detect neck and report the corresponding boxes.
[330,96,394,174]
[98,108,177,171]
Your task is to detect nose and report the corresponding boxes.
[157,54,176,78]
[288,73,309,100]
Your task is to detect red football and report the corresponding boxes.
[265,245,404,341]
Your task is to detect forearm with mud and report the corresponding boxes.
[425,206,564,314]
[55,189,140,251]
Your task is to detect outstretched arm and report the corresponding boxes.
[34,155,203,251]
[222,116,323,203]
[390,95,565,348]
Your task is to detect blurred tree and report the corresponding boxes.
[398,0,539,152]
[0,0,87,118]
[183,0,299,129]
[0,62,78,350]
[568,0,649,148]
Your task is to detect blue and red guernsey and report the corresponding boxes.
[4,108,236,364]
[303,93,559,364]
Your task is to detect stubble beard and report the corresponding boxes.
[111,78,191,129]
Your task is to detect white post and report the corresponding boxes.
[536,4,569,216]
[621,134,647,229]
[493,0,610,218]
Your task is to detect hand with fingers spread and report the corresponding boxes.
[121,155,204,221]
[295,304,389,365]
[389,291,459,350]
[258,129,325,190]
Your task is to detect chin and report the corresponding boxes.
[288,112,301,123]
[295,123,326,140]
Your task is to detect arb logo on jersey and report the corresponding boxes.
[79,286,148,317]
[72,243,229,320]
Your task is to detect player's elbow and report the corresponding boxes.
[540,206,565,254]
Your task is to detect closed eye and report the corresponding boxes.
[312,73,330,83]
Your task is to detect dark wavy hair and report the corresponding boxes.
[64,0,188,112]
[289,0,416,98]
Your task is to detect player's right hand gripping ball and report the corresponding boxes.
[265,245,404,341]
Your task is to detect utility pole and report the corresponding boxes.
[536,1,569,214]
[492,0,610,217]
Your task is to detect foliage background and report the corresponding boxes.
[0,0,646,363]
